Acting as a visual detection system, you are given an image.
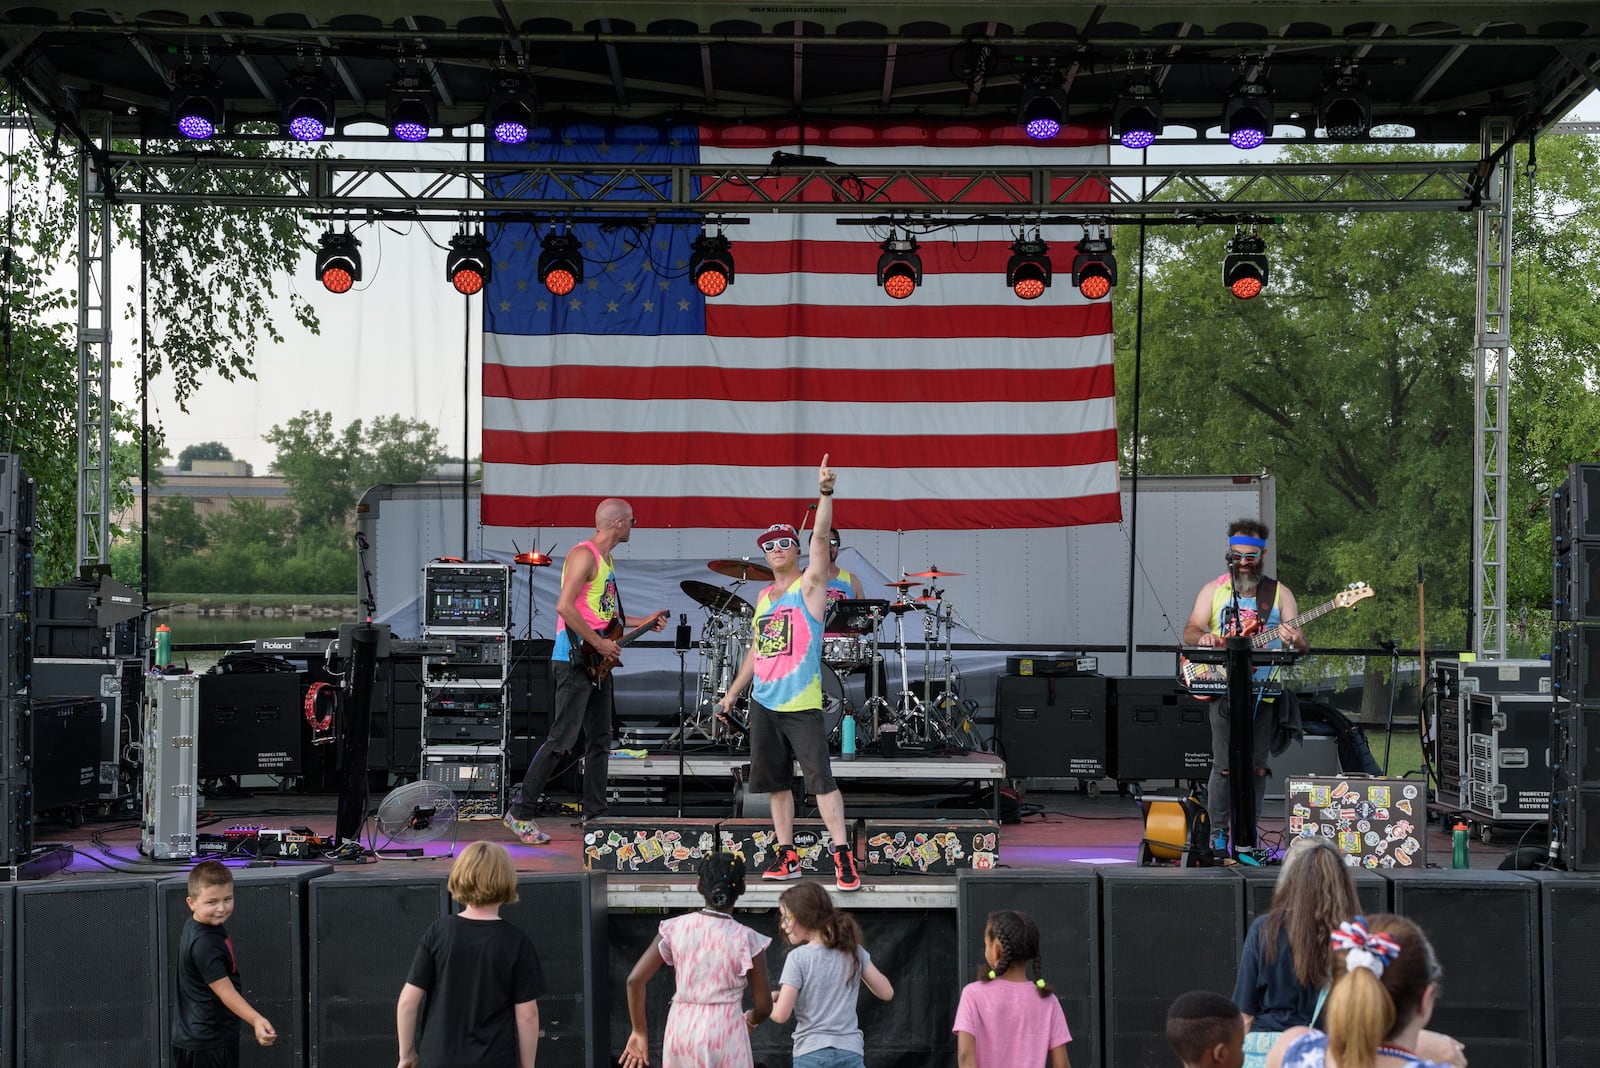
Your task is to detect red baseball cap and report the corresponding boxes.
[756,523,799,550]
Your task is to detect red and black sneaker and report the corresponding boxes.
[762,845,802,880]
[833,845,861,892]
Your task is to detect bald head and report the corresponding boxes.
[595,498,636,543]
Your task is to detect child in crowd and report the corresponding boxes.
[172,860,277,1068]
[765,880,895,1066]
[953,909,1072,1068]
[396,841,545,1068]
[1167,990,1247,1068]
[623,852,772,1068]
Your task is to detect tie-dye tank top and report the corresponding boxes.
[552,540,618,663]
[751,577,824,712]
[823,569,855,635]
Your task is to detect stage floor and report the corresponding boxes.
[27,774,1501,894]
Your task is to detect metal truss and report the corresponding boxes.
[76,118,114,569]
[1472,122,1514,658]
[92,152,1484,218]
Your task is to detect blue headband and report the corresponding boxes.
[1230,535,1267,549]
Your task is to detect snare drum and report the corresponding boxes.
[822,636,868,667]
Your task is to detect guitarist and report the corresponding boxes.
[1182,519,1307,856]
[503,498,667,845]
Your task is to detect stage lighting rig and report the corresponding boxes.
[315,230,362,294]
[170,65,223,141]
[1112,81,1164,149]
[1018,69,1069,141]
[1006,237,1052,301]
[1070,235,1117,301]
[876,236,923,300]
[446,232,492,296]
[282,69,335,142]
[538,231,584,296]
[1222,233,1269,300]
[486,74,536,146]
[690,233,736,297]
[1320,69,1372,139]
[1222,78,1274,150]
[387,76,435,142]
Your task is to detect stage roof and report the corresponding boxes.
[2,2,1597,145]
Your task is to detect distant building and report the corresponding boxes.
[115,466,292,527]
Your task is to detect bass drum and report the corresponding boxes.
[821,665,853,751]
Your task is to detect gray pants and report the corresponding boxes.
[1206,696,1277,836]
[513,659,611,820]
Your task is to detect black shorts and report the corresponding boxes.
[174,1043,240,1068]
[746,701,838,795]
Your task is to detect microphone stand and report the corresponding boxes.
[675,613,690,817]
[1223,556,1255,855]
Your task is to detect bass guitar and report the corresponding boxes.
[1179,582,1374,696]
[579,611,669,687]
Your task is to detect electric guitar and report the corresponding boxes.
[579,611,669,687]
[1179,582,1374,696]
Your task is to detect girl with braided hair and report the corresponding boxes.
[953,909,1072,1068]
[1266,914,1462,1068]
[622,853,772,1068]
[764,881,894,1067]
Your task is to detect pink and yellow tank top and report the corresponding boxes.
[751,577,824,712]
[1207,575,1283,686]
[552,540,619,663]
[823,569,855,635]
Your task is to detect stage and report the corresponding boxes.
[8,779,1597,1068]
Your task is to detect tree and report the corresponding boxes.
[1,128,323,583]
[177,442,234,470]
[267,409,447,532]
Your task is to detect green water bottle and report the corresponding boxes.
[1452,821,1470,869]
[155,623,172,668]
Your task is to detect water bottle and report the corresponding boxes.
[1452,822,1470,869]
[155,623,172,668]
[841,710,857,759]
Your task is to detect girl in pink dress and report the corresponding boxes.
[623,853,772,1068]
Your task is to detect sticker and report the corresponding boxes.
[1332,781,1351,799]
[1369,785,1392,807]
[1357,820,1371,833]
[1338,829,1362,853]
[1402,784,1419,800]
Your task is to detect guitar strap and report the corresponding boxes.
[1257,576,1279,628]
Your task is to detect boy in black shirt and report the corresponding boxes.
[397,840,546,1068]
[174,861,278,1068]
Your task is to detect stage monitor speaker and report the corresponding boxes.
[1238,864,1388,921]
[198,672,305,778]
[1519,871,1600,1067]
[1390,870,1540,1068]
[15,877,160,1067]
[1110,677,1212,782]
[496,872,607,1068]
[507,639,555,770]
[25,695,100,811]
[159,865,329,1068]
[994,674,1108,780]
[309,871,448,1068]
[957,870,1101,1068]
[1101,868,1243,1068]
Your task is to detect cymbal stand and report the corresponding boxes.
[924,600,972,750]
[918,584,943,706]
[859,605,891,742]
[889,604,924,729]
[673,614,727,747]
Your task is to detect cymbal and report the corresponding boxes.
[885,600,923,614]
[885,579,920,590]
[680,580,753,617]
[513,551,552,566]
[708,558,774,582]
[907,567,963,578]
[914,595,941,603]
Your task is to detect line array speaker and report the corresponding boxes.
[958,870,1102,1068]
[308,872,448,1068]
[15,877,160,1067]
[1,884,13,1068]
[1390,870,1540,1068]
[159,865,329,1068]
[1101,867,1243,1068]
[497,872,607,1068]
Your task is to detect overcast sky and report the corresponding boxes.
[115,93,1599,472]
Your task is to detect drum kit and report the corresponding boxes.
[675,558,977,754]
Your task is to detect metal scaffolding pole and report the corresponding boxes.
[75,115,113,570]
[1471,121,1514,658]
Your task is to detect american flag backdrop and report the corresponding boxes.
[479,120,1120,532]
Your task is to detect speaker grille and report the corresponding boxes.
[498,873,606,1067]
[959,871,1101,1068]
[1392,872,1539,1068]
[309,874,448,1068]
[16,879,158,1067]
[1102,869,1241,1068]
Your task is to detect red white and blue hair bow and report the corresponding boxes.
[1331,916,1401,978]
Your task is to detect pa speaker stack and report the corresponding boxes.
[1553,463,1600,869]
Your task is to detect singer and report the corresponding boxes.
[502,498,668,846]
[1181,519,1307,856]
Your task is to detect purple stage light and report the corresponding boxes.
[1120,129,1155,149]
[393,121,429,142]
[1025,116,1061,141]
[288,115,326,141]
[493,120,530,145]
[177,114,215,140]
[1229,127,1265,150]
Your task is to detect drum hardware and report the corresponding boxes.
[680,578,754,617]
[907,567,963,579]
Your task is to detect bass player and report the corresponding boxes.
[1181,519,1307,856]
[504,498,667,844]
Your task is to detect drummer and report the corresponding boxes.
[822,526,865,633]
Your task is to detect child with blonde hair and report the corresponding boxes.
[396,841,544,1068]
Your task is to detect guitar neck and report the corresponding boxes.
[1251,598,1339,648]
